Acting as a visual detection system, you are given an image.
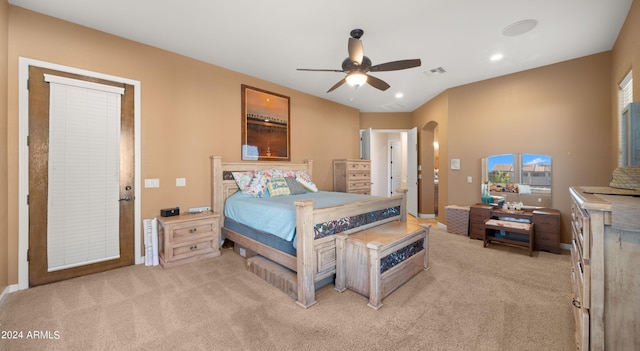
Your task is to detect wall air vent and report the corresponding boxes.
[424,67,446,76]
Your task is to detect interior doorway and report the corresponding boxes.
[360,128,418,217]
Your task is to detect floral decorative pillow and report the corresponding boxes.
[232,171,254,194]
[267,177,291,197]
[247,171,270,197]
[296,171,318,192]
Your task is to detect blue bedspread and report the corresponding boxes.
[224,191,376,245]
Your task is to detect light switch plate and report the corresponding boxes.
[176,178,186,187]
[467,176,473,183]
[144,178,160,188]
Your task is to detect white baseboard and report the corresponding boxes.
[0,284,19,307]
[418,213,436,219]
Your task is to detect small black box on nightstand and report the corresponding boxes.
[160,207,180,217]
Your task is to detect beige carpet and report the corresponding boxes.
[0,226,574,351]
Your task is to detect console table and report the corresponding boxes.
[469,204,560,254]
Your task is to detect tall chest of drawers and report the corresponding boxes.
[333,159,371,194]
[569,186,640,351]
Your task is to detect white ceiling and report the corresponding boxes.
[9,0,633,112]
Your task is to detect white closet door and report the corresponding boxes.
[45,74,124,272]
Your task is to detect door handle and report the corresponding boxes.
[119,196,132,202]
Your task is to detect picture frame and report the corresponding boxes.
[241,84,291,161]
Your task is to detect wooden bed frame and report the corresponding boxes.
[210,156,407,308]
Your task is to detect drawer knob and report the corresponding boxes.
[189,228,197,233]
[572,298,581,309]
[190,245,197,251]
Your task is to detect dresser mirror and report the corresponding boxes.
[481,153,552,208]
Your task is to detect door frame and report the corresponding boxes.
[360,128,417,216]
[18,57,143,290]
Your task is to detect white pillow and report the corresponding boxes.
[296,171,318,192]
[518,184,532,194]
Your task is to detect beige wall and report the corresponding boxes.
[5,6,360,285]
[359,112,413,129]
[444,53,612,244]
[1,0,9,293]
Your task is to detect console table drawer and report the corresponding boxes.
[533,216,559,232]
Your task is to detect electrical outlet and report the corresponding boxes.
[188,206,211,214]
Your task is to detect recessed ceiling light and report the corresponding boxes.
[395,93,404,98]
[490,53,504,61]
[502,19,538,37]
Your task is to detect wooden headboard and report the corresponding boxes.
[210,156,314,224]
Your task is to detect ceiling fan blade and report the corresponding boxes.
[348,38,363,65]
[297,68,344,72]
[327,78,347,93]
[369,59,421,72]
[365,74,390,91]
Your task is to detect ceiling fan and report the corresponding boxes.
[297,29,422,93]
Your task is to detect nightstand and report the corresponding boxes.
[157,212,220,268]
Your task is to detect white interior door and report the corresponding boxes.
[407,127,418,217]
[389,140,402,195]
[360,128,371,160]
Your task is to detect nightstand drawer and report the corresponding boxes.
[172,222,214,242]
[172,240,214,260]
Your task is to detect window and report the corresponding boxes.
[619,70,633,166]
[483,153,552,206]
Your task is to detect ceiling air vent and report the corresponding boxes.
[424,67,446,76]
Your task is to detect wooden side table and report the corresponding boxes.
[157,212,220,268]
[335,222,430,309]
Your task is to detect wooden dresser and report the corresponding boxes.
[333,159,371,194]
[157,212,220,268]
[569,186,640,350]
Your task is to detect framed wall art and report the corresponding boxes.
[241,84,290,161]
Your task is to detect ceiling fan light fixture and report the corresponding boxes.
[346,72,367,87]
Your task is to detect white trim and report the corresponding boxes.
[18,57,143,290]
[418,212,436,218]
[44,74,125,95]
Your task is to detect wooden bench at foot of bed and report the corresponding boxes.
[335,221,430,309]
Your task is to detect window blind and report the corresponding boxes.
[44,74,124,272]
